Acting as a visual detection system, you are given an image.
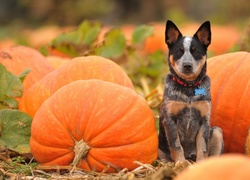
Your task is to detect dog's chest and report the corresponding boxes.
[165,100,210,117]
[167,100,211,142]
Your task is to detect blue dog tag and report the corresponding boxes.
[194,87,206,96]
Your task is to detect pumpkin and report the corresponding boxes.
[175,154,250,180]
[143,23,166,54]
[19,56,134,117]
[30,79,158,172]
[46,55,70,69]
[0,38,16,49]
[0,46,53,92]
[25,25,73,48]
[207,52,250,153]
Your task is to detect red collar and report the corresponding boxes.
[172,76,202,87]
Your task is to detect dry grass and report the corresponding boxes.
[0,158,192,180]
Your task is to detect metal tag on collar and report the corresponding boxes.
[194,87,206,96]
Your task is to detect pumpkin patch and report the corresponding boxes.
[19,55,134,117]
[0,14,248,178]
[30,80,158,172]
[207,51,250,153]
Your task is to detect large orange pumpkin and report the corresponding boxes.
[0,46,53,92]
[30,80,158,172]
[176,154,250,180]
[207,52,250,153]
[19,55,134,117]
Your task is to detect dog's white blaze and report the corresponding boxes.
[177,36,201,76]
[183,37,192,51]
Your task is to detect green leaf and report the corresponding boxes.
[132,25,154,44]
[18,68,31,83]
[137,51,166,77]
[78,21,102,45]
[51,31,79,57]
[0,64,23,109]
[0,109,32,153]
[51,20,102,57]
[95,28,126,58]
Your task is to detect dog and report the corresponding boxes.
[158,20,224,163]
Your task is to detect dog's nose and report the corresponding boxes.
[183,62,192,69]
[182,62,193,72]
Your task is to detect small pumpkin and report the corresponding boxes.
[207,52,250,153]
[30,79,158,172]
[19,55,134,117]
[0,46,53,92]
[26,25,73,49]
[143,23,166,54]
[176,154,250,180]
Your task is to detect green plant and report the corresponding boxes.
[2,156,38,176]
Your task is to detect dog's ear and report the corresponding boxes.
[165,20,182,48]
[193,21,211,48]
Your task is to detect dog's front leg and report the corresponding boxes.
[196,122,210,161]
[162,118,185,162]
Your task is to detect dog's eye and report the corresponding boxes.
[177,51,182,55]
[193,50,198,55]
[177,48,184,56]
[192,49,199,56]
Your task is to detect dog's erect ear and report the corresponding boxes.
[165,20,182,47]
[193,21,211,48]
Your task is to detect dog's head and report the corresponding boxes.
[165,20,211,81]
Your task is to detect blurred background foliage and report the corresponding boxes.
[0,0,249,29]
[0,0,249,113]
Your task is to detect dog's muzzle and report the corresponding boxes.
[182,62,193,74]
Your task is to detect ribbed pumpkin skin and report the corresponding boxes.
[0,46,53,92]
[176,154,250,180]
[207,52,250,153]
[30,80,158,172]
[19,56,134,117]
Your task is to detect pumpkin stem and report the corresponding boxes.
[71,139,90,168]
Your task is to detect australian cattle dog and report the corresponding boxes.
[158,20,224,163]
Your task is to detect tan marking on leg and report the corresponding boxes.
[169,133,185,162]
[209,127,224,156]
[170,146,185,162]
[196,127,207,161]
[191,101,211,117]
[163,121,186,162]
[166,101,187,115]
[158,149,171,163]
